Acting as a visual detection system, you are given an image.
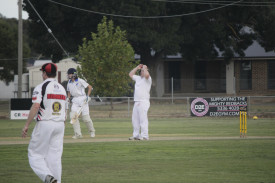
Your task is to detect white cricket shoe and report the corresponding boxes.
[139,137,149,141]
[91,131,95,138]
[72,134,83,139]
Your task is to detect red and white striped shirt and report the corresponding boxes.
[32,78,67,122]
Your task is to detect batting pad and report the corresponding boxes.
[70,112,78,124]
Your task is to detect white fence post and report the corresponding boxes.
[128,97,130,117]
[248,96,250,117]
[171,77,174,104]
[187,97,190,117]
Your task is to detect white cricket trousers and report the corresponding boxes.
[28,121,64,183]
[71,97,95,136]
[132,101,150,139]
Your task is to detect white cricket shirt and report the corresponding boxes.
[67,78,89,97]
[32,78,67,122]
[132,75,152,102]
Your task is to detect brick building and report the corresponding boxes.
[235,59,275,95]
[151,41,275,97]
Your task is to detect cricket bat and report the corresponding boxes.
[70,98,91,124]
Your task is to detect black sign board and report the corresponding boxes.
[10,98,32,110]
[190,97,248,117]
[10,98,32,119]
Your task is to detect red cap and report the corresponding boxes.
[40,63,57,74]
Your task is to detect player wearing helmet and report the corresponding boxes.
[66,68,96,139]
[67,68,78,79]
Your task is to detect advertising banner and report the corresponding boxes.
[10,99,32,120]
[190,97,248,117]
[10,110,30,119]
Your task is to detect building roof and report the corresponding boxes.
[33,60,52,66]
[163,41,275,60]
[242,41,275,57]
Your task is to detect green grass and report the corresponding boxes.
[1,117,275,138]
[0,118,275,183]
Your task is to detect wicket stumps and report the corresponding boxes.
[239,106,247,138]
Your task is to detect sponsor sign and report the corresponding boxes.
[10,110,30,120]
[10,99,32,120]
[190,97,247,117]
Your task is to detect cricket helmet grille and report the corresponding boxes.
[67,68,77,79]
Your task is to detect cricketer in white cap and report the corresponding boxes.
[22,63,67,183]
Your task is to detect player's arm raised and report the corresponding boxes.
[129,64,143,79]
[22,103,40,138]
[142,65,150,79]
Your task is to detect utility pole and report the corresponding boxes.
[18,0,23,98]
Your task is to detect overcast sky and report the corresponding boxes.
[0,0,28,19]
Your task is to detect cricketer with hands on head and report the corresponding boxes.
[22,63,67,183]
[129,64,152,140]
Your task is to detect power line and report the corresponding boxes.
[0,57,38,61]
[48,0,243,19]
[0,57,45,61]
[153,0,275,6]
[26,0,70,57]
[159,0,275,3]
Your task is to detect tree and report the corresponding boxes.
[178,5,255,62]
[253,6,275,51]
[77,17,137,116]
[24,0,275,63]
[111,1,183,63]
[23,0,102,61]
[113,1,273,63]
[0,18,30,84]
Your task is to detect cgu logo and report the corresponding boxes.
[195,105,205,110]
